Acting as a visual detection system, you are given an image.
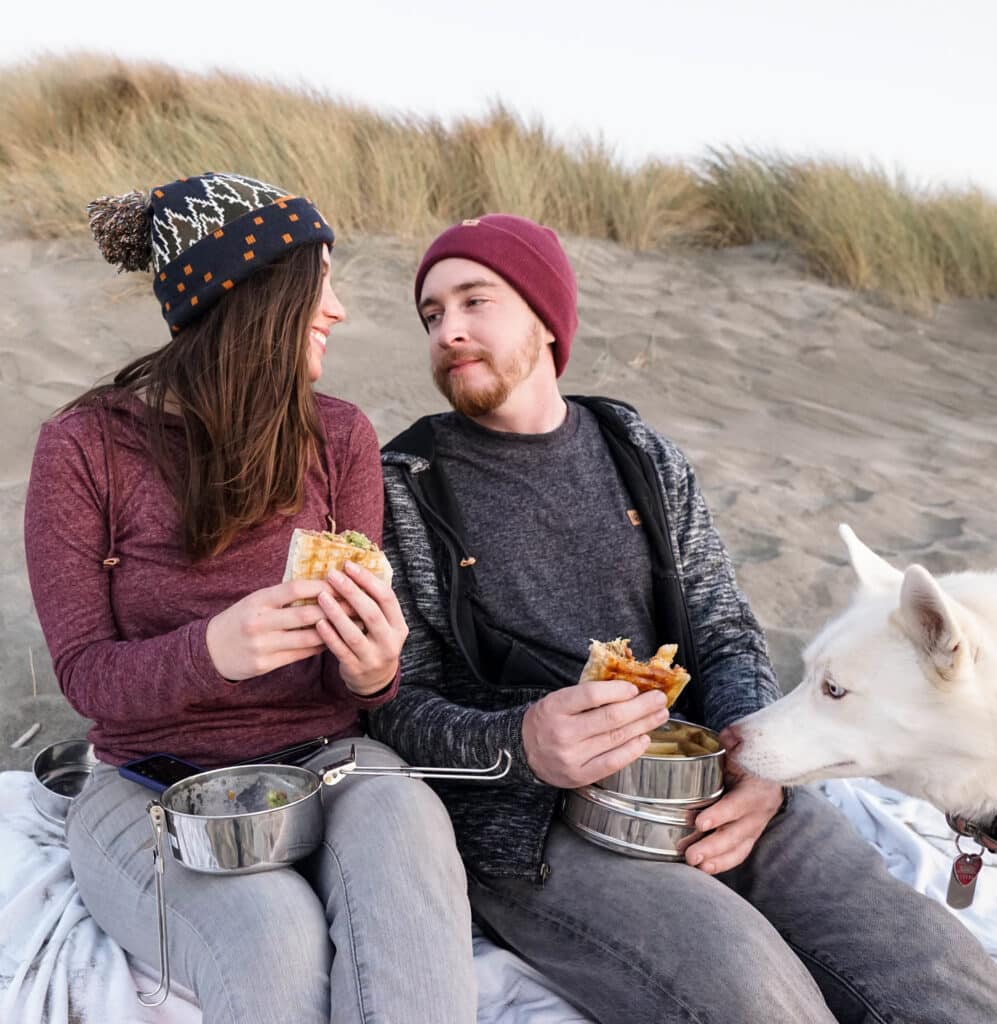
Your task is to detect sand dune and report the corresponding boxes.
[2,232,994,770]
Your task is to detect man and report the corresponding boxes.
[366,214,997,1022]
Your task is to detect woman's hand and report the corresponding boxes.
[315,560,409,696]
[205,579,333,681]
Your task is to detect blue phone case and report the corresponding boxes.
[118,754,204,793]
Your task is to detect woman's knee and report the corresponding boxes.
[321,739,459,851]
[70,803,332,1024]
[318,776,467,915]
[329,774,458,853]
[173,867,331,1022]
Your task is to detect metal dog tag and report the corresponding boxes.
[946,853,983,909]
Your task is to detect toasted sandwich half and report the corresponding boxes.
[579,637,691,707]
[283,527,393,604]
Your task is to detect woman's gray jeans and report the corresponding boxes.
[67,737,477,1024]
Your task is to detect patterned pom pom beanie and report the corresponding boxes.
[87,172,335,334]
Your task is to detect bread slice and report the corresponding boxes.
[579,637,691,707]
[283,527,393,605]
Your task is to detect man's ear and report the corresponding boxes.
[895,564,970,686]
[839,524,903,594]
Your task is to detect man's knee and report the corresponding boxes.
[473,869,832,1024]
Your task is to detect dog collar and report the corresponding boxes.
[946,812,997,854]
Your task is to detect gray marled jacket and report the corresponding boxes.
[368,399,780,881]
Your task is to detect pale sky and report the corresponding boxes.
[5,0,996,196]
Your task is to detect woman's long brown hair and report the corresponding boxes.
[66,243,326,560]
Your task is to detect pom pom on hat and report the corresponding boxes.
[87,190,153,272]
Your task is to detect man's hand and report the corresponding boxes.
[683,726,784,874]
[522,681,671,788]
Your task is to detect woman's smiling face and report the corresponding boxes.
[306,244,345,383]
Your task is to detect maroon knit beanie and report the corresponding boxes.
[414,214,578,377]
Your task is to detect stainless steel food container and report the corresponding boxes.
[564,786,719,859]
[161,764,323,874]
[594,723,725,804]
[562,721,725,861]
[31,739,98,826]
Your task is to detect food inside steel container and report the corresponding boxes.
[162,767,315,818]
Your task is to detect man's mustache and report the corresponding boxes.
[436,350,494,373]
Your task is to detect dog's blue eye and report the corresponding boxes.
[821,679,847,699]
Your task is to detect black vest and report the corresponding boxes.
[383,397,703,721]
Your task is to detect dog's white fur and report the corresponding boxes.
[734,525,997,820]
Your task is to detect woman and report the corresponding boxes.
[23,172,475,1024]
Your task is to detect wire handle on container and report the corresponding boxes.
[321,747,511,787]
[138,802,171,1006]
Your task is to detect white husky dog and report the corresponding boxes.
[732,525,997,822]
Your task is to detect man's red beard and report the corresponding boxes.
[432,325,544,418]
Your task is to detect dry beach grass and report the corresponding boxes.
[2,55,996,307]
[0,56,995,771]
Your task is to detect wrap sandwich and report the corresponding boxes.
[283,525,393,605]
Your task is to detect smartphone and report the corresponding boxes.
[118,753,204,793]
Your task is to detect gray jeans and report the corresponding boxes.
[467,788,997,1024]
[67,738,476,1024]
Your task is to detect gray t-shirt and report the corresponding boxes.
[433,400,657,686]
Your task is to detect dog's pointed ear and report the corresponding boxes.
[896,564,970,686]
[839,524,902,593]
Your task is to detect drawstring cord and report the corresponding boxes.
[98,400,121,571]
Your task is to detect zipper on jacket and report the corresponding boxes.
[403,471,492,689]
[632,442,702,685]
[535,797,564,886]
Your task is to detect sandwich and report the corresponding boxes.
[579,637,691,708]
[283,525,393,604]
